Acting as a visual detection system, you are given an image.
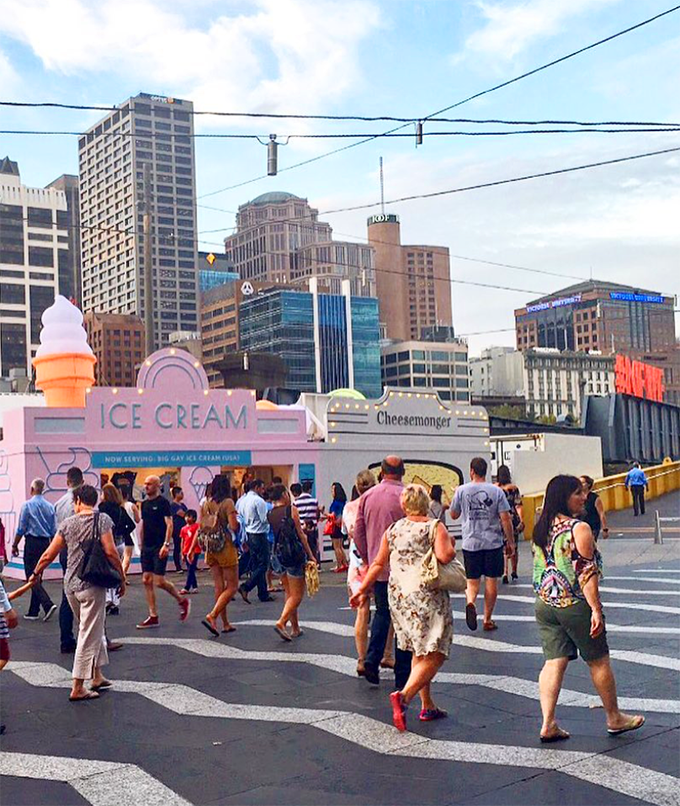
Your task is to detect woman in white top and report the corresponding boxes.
[119,483,140,577]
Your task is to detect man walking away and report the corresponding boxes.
[54,467,83,652]
[625,462,649,517]
[136,476,190,629]
[354,455,411,688]
[170,487,187,573]
[237,480,275,603]
[292,481,321,564]
[450,457,514,632]
[11,479,57,622]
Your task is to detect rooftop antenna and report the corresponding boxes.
[379,156,385,215]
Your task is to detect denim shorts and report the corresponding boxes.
[270,554,306,579]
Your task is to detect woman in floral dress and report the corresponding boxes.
[350,484,455,731]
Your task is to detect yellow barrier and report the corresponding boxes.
[522,458,680,540]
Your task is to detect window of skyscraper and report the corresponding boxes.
[27,207,53,228]
[28,247,54,267]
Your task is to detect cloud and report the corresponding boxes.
[0,47,20,95]
[0,0,381,121]
[453,0,621,65]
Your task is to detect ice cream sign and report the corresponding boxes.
[96,399,247,432]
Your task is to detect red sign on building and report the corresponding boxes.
[615,355,665,402]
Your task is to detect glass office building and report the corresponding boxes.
[239,285,381,397]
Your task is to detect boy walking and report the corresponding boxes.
[179,510,200,594]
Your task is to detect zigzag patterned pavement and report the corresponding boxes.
[1,562,678,806]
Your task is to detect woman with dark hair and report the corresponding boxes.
[100,484,136,614]
[580,475,609,541]
[118,483,140,578]
[326,482,348,573]
[495,465,523,584]
[31,484,125,701]
[532,474,644,742]
[201,474,240,636]
[427,485,446,525]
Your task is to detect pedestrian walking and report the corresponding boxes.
[0,576,36,733]
[354,455,412,688]
[325,482,348,572]
[54,466,83,653]
[170,487,187,573]
[495,465,524,584]
[625,462,648,516]
[350,484,455,731]
[450,457,514,632]
[11,478,58,623]
[236,479,275,603]
[427,485,447,525]
[30,484,127,701]
[200,474,241,636]
[136,475,190,629]
[119,482,140,577]
[580,476,609,540]
[268,484,316,641]
[292,481,321,564]
[99,484,136,615]
[533,474,644,742]
[179,510,200,595]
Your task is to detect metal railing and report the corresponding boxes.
[654,511,680,545]
[596,466,680,494]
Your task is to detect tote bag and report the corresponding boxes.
[421,520,467,593]
[78,513,123,589]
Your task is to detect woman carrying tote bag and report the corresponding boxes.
[31,484,125,701]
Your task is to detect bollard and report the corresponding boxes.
[654,511,663,544]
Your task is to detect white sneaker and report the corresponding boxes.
[43,604,58,622]
[23,614,40,621]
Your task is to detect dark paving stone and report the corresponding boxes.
[0,776,90,806]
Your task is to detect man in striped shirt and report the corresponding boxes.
[292,481,320,563]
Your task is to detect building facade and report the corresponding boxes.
[238,281,381,398]
[45,174,81,302]
[367,214,453,342]
[470,346,525,398]
[200,280,240,387]
[224,191,375,296]
[0,157,66,377]
[79,93,199,349]
[515,280,676,355]
[83,311,145,388]
[198,251,239,293]
[380,338,469,403]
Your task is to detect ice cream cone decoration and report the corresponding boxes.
[32,296,96,408]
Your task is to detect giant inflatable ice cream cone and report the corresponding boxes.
[32,295,96,408]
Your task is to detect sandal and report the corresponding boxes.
[222,626,237,634]
[201,619,220,637]
[607,715,645,736]
[274,624,292,642]
[69,691,100,702]
[465,603,478,631]
[483,620,498,631]
[540,727,570,743]
[90,679,112,692]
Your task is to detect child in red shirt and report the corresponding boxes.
[179,510,200,594]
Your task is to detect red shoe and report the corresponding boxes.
[389,690,407,732]
[136,616,159,629]
[178,598,191,623]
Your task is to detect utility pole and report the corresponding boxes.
[143,162,155,356]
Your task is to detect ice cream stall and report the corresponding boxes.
[1,297,490,577]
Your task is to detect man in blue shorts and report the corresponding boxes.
[450,457,514,632]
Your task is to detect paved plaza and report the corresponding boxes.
[1,495,679,806]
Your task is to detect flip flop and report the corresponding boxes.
[465,603,478,631]
[607,715,645,736]
[222,626,237,634]
[483,621,498,631]
[274,624,292,642]
[69,691,100,702]
[201,619,220,637]
[291,629,304,638]
[90,680,113,692]
[540,727,570,743]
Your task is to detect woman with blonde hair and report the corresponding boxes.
[350,484,455,731]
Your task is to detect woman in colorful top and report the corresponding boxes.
[326,482,348,573]
[496,465,523,584]
[533,475,644,743]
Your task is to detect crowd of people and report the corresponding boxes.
[0,456,646,741]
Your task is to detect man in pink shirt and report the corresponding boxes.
[354,455,411,687]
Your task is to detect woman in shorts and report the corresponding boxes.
[533,474,644,743]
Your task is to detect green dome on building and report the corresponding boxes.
[250,191,302,205]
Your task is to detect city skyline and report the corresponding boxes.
[0,0,678,354]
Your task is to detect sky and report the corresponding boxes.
[0,0,678,356]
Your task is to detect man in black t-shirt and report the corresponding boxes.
[137,475,190,629]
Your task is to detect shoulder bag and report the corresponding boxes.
[421,519,467,593]
[78,513,123,589]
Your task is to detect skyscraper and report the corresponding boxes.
[367,214,453,341]
[78,93,199,349]
[0,157,65,377]
[224,192,375,297]
[45,174,81,302]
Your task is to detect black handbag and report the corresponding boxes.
[78,513,122,589]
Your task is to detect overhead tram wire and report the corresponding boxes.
[197,3,680,199]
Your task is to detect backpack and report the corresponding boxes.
[197,502,228,555]
[271,506,305,567]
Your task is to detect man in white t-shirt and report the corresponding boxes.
[450,457,514,633]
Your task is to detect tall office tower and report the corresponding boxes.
[0,157,66,377]
[367,214,453,341]
[224,191,376,296]
[78,93,199,350]
[83,311,146,388]
[46,174,81,302]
